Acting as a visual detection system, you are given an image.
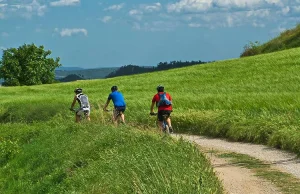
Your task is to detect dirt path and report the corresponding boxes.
[207,154,280,194]
[172,134,300,194]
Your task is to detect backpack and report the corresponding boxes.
[157,92,172,107]
[77,94,90,108]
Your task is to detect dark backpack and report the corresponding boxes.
[157,92,172,107]
[77,94,90,108]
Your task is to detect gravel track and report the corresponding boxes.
[174,134,300,179]
[172,134,300,194]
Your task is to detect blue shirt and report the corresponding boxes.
[108,91,126,107]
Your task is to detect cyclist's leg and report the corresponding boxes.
[87,115,91,121]
[164,111,173,133]
[119,106,126,123]
[119,112,125,123]
[112,108,118,123]
[75,109,82,123]
[83,108,91,121]
[157,111,165,132]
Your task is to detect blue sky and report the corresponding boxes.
[0,0,299,68]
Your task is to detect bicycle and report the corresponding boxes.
[104,108,125,125]
[150,112,172,134]
[69,108,90,121]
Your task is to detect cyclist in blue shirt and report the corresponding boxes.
[103,86,126,123]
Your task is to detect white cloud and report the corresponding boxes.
[132,21,179,32]
[129,9,143,15]
[246,9,270,18]
[280,6,290,15]
[265,0,284,7]
[213,0,262,8]
[163,0,296,30]
[227,16,234,27]
[101,16,112,23]
[167,0,212,13]
[188,23,202,27]
[252,21,265,28]
[129,9,143,20]
[50,0,80,7]
[55,28,88,37]
[7,0,47,18]
[104,3,124,11]
[185,11,265,29]
[142,2,161,12]
[293,6,300,13]
[167,0,286,13]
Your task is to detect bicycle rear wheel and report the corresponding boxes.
[164,122,170,134]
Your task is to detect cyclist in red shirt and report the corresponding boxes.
[150,85,173,133]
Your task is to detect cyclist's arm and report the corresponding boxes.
[70,95,77,109]
[103,99,111,110]
[150,101,155,113]
[168,93,172,101]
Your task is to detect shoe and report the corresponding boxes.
[169,127,174,134]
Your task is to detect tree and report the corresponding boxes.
[0,43,61,86]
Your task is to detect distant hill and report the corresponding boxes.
[106,60,208,78]
[56,66,85,71]
[55,67,118,80]
[240,23,300,57]
[58,74,85,82]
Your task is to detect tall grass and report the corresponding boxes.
[0,121,222,193]
[240,23,300,57]
[1,46,300,192]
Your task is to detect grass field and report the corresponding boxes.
[1,47,300,193]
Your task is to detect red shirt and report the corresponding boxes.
[152,92,172,111]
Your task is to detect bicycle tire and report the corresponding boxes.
[165,124,170,134]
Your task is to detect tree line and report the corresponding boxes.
[0,43,210,86]
[106,60,208,78]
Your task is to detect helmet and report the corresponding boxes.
[156,85,164,92]
[111,85,118,92]
[74,88,82,94]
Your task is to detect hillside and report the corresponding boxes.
[106,60,207,78]
[1,47,300,193]
[55,67,118,80]
[240,23,300,57]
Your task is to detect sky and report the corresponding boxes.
[0,0,300,68]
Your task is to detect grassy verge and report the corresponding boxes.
[0,120,223,193]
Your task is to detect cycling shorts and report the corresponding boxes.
[114,106,126,116]
[157,110,172,122]
[76,107,90,116]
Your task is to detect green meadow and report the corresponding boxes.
[1,47,300,193]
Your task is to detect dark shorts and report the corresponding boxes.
[114,106,126,116]
[157,110,172,122]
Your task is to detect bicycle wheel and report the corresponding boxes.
[164,121,170,134]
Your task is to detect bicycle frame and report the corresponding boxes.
[70,108,89,121]
[104,109,124,124]
[150,113,170,134]
[161,114,170,133]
